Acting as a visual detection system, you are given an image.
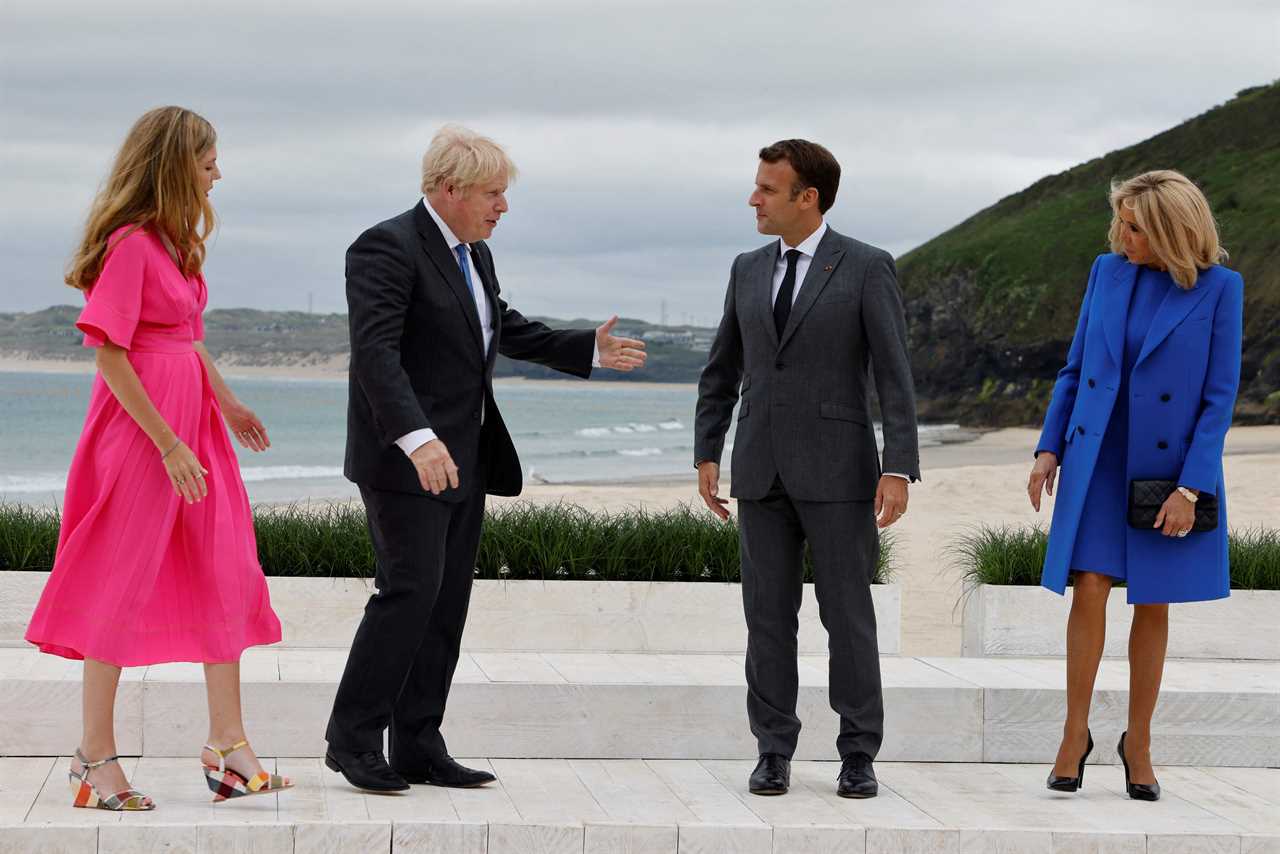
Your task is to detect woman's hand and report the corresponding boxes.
[1028,452,1058,512]
[163,440,208,503]
[223,401,270,452]
[1154,491,1195,538]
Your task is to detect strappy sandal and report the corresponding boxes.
[68,748,155,810]
[202,740,293,803]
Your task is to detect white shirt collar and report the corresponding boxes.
[779,220,827,259]
[422,196,466,251]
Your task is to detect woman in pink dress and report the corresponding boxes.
[25,106,292,810]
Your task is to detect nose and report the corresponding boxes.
[496,194,508,213]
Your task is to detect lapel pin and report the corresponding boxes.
[824,265,833,271]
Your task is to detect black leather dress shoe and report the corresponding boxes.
[395,755,496,788]
[325,748,410,792]
[748,753,790,796]
[837,752,879,798]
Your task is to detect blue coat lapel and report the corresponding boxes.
[1134,274,1214,369]
[1103,261,1136,368]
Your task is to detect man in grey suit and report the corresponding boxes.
[694,139,920,798]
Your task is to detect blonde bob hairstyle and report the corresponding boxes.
[1107,170,1226,290]
[420,124,518,195]
[66,106,217,290]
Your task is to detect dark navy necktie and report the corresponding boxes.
[774,249,801,337]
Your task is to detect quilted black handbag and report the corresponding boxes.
[1127,480,1218,532]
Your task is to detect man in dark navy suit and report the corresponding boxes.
[325,125,646,792]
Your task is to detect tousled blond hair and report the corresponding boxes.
[1108,170,1226,289]
[420,124,517,195]
[66,106,217,290]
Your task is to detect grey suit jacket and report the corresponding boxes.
[694,226,921,502]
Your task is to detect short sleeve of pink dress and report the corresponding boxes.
[76,227,149,350]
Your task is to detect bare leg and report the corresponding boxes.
[1124,603,1168,785]
[75,658,149,803]
[202,661,270,781]
[1052,572,1113,776]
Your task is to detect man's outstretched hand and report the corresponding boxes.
[596,315,647,371]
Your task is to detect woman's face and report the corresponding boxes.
[1117,201,1157,266]
[198,146,221,196]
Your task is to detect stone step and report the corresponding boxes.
[2,649,1275,766]
[0,573,902,655]
[1,757,1276,853]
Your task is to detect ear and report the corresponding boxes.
[799,186,820,210]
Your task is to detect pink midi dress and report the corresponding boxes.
[24,226,282,667]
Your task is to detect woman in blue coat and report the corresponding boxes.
[1027,170,1242,801]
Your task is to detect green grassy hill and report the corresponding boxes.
[898,81,1280,425]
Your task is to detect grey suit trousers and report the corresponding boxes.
[738,477,883,760]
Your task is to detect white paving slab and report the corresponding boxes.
[0,761,1276,852]
[584,822,679,854]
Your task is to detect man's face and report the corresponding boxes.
[446,175,509,243]
[749,159,804,236]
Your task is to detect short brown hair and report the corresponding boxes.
[758,139,841,213]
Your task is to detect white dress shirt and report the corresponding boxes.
[395,198,600,458]
[771,220,910,484]
[771,221,828,308]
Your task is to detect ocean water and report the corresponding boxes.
[0,371,960,504]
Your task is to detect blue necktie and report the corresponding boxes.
[454,243,476,298]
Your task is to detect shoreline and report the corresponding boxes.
[0,355,698,390]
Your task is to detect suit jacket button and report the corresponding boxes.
[1160,393,1171,402]
[774,361,784,370]
[1157,440,1168,449]
[1087,378,1096,388]
[1077,425,1085,434]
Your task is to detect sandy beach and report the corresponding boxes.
[494,425,1280,657]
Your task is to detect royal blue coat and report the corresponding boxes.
[1036,253,1243,604]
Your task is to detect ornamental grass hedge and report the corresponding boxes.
[952,523,1280,590]
[0,502,895,584]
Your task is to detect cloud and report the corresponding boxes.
[2,0,1275,321]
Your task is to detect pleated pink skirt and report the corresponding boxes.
[25,336,281,666]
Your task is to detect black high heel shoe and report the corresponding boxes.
[1117,731,1161,801]
[1046,728,1093,792]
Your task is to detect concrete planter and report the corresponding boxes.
[961,583,1279,660]
[0,572,901,655]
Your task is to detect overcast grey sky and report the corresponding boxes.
[2,0,1276,324]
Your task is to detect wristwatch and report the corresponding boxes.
[1176,486,1199,504]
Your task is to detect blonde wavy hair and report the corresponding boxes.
[1108,170,1226,289]
[66,106,217,290]
[420,124,518,194]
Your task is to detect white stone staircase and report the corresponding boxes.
[1,573,1277,852]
